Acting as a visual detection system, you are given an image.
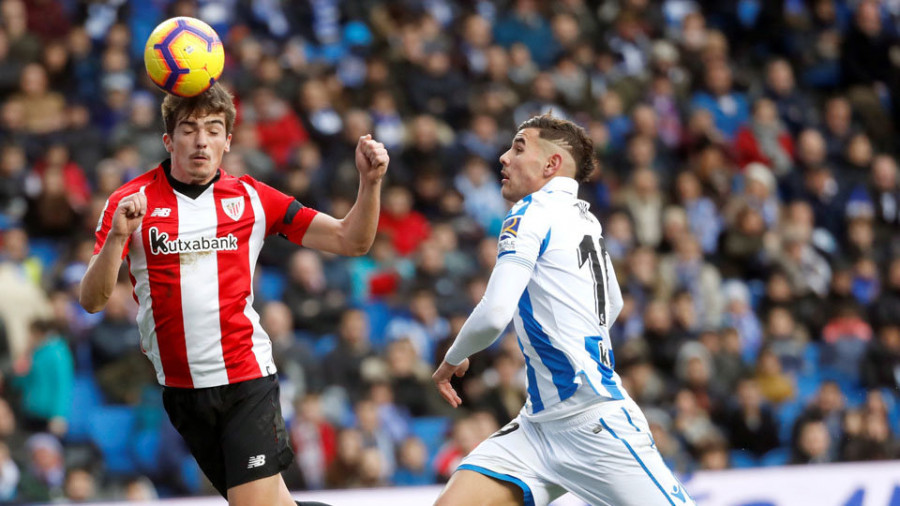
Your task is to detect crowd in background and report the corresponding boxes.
[1,0,900,502]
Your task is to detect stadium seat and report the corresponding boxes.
[67,374,105,443]
[257,266,286,301]
[760,447,790,467]
[729,449,759,469]
[776,399,804,444]
[795,372,822,405]
[132,429,161,475]
[88,406,137,476]
[363,301,393,351]
[410,416,451,465]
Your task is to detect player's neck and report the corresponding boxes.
[163,159,220,199]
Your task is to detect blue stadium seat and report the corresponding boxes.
[132,429,161,475]
[88,406,137,476]
[729,449,759,469]
[66,374,105,443]
[362,301,393,351]
[776,399,804,444]
[313,334,337,358]
[760,447,790,467]
[257,267,286,301]
[410,416,451,465]
[795,372,822,405]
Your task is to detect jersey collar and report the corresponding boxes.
[540,177,579,196]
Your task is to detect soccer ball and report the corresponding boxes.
[144,17,224,97]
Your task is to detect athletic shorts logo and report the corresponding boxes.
[221,197,245,221]
[150,207,172,217]
[148,227,239,255]
[247,454,266,469]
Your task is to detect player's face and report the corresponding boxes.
[163,112,232,185]
[499,128,547,202]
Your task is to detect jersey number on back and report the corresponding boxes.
[577,235,608,327]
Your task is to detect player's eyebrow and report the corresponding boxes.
[178,119,225,128]
[513,136,526,147]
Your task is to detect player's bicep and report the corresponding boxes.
[299,213,346,255]
[604,247,624,325]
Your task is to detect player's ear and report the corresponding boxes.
[162,133,173,153]
[545,152,563,177]
[224,133,232,153]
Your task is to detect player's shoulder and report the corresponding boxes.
[106,167,159,203]
[506,192,549,219]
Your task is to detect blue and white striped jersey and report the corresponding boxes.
[497,177,625,421]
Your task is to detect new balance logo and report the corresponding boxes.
[247,454,266,469]
[150,208,171,217]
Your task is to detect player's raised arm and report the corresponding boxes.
[79,192,146,313]
[300,134,389,256]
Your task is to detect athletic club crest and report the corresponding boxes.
[221,197,244,221]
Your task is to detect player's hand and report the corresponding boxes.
[432,358,469,408]
[355,134,389,184]
[110,192,147,239]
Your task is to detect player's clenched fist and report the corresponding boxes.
[111,192,147,239]
[355,134,389,184]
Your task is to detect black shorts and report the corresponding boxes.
[162,375,294,497]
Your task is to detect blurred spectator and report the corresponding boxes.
[433,415,484,482]
[764,306,807,375]
[622,167,665,248]
[791,418,834,464]
[473,351,527,426]
[821,96,858,167]
[658,235,723,328]
[325,428,365,489]
[846,154,900,248]
[861,323,900,391]
[291,394,337,490]
[252,86,309,168]
[753,347,795,405]
[453,155,506,236]
[721,280,763,361]
[794,380,846,444]
[385,289,449,362]
[62,467,96,502]
[123,475,159,501]
[354,398,396,479]
[282,249,347,336]
[840,0,895,149]
[674,170,720,254]
[13,62,64,135]
[493,0,559,68]
[10,320,72,436]
[16,433,65,503]
[262,300,321,402]
[722,377,780,458]
[690,60,750,141]
[763,57,816,136]
[393,436,433,486]
[383,338,439,417]
[0,441,18,502]
[378,186,431,257]
[820,303,873,383]
[88,282,151,405]
[733,97,795,176]
[323,309,377,403]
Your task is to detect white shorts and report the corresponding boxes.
[457,398,694,506]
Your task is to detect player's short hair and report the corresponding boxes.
[517,113,598,183]
[161,82,236,135]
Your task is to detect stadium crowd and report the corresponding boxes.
[0,0,899,502]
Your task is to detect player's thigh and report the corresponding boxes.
[451,418,566,506]
[434,469,524,506]
[227,473,294,506]
[162,386,228,497]
[222,376,294,492]
[555,403,694,506]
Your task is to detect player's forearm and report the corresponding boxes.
[445,261,532,365]
[79,234,128,313]
[339,178,383,256]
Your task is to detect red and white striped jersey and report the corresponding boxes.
[94,161,318,388]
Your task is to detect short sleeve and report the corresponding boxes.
[496,196,549,272]
[242,176,319,241]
